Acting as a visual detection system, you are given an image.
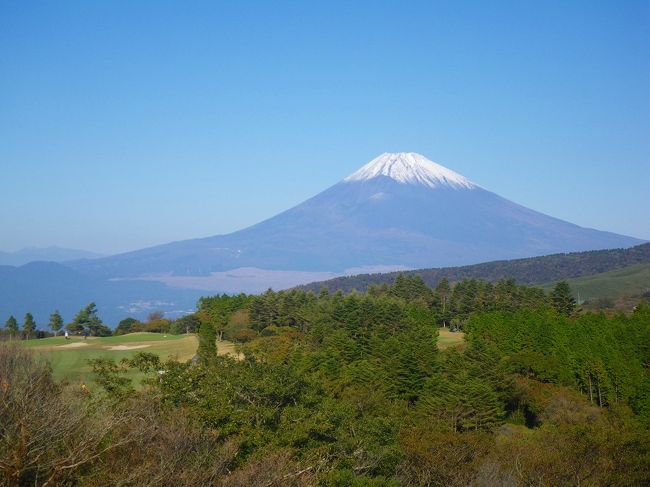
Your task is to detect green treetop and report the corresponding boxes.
[5,315,19,335]
[197,321,217,364]
[551,281,576,316]
[49,310,64,336]
[23,313,36,339]
[67,303,112,336]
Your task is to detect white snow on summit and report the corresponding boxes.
[344,152,476,190]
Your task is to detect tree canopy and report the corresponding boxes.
[66,303,111,336]
[6,274,649,485]
[23,313,36,339]
[48,310,63,335]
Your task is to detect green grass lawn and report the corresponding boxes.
[438,328,465,350]
[22,332,236,387]
[22,328,462,385]
[22,332,188,348]
[540,263,650,302]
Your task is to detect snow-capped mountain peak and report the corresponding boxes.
[343,152,476,189]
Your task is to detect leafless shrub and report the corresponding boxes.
[396,425,491,487]
[0,343,143,486]
[90,400,239,487]
[220,450,315,487]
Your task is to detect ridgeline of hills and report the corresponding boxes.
[0,261,203,325]
[298,242,650,294]
[0,246,105,266]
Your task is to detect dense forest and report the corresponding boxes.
[299,243,650,294]
[2,276,649,486]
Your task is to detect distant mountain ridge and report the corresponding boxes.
[297,243,650,294]
[0,261,202,326]
[0,246,105,266]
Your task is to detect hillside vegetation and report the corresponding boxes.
[299,243,650,294]
[3,275,649,485]
[541,262,650,303]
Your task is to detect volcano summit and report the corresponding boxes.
[72,152,643,292]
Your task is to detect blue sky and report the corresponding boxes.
[1,1,648,254]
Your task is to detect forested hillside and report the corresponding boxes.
[3,276,649,485]
[299,243,650,294]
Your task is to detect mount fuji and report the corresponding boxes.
[71,152,643,293]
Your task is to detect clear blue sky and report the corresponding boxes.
[1,1,648,254]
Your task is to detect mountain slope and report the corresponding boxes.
[72,153,643,290]
[298,243,650,294]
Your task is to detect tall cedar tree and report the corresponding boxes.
[197,321,217,363]
[23,313,36,339]
[49,310,63,336]
[435,277,452,326]
[551,281,576,316]
[5,315,19,335]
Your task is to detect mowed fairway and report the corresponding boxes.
[22,333,237,386]
[22,329,462,385]
[540,263,650,302]
[437,328,465,350]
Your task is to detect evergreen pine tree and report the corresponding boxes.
[5,315,18,336]
[318,286,330,300]
[68,303,107,335]
[197,321,217,363]
[23,312,36,339]
[49,310,64,336]
[551,281,576,316]
[434,278,452,326]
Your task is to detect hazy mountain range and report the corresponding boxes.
[0,246,105,266]
[0,262,202,326]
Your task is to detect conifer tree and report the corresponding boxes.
[68,303,108,335]
[49,310,64,336]
[551,281,576,316]
[434,278,452,326]
[197,321,217,363]
[23,313,36,339]
[5,315,18,336]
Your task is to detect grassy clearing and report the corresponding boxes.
[21,328,463,384]
[22,332,236,386]
[438,328,465,350]
[540,263,650,302]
